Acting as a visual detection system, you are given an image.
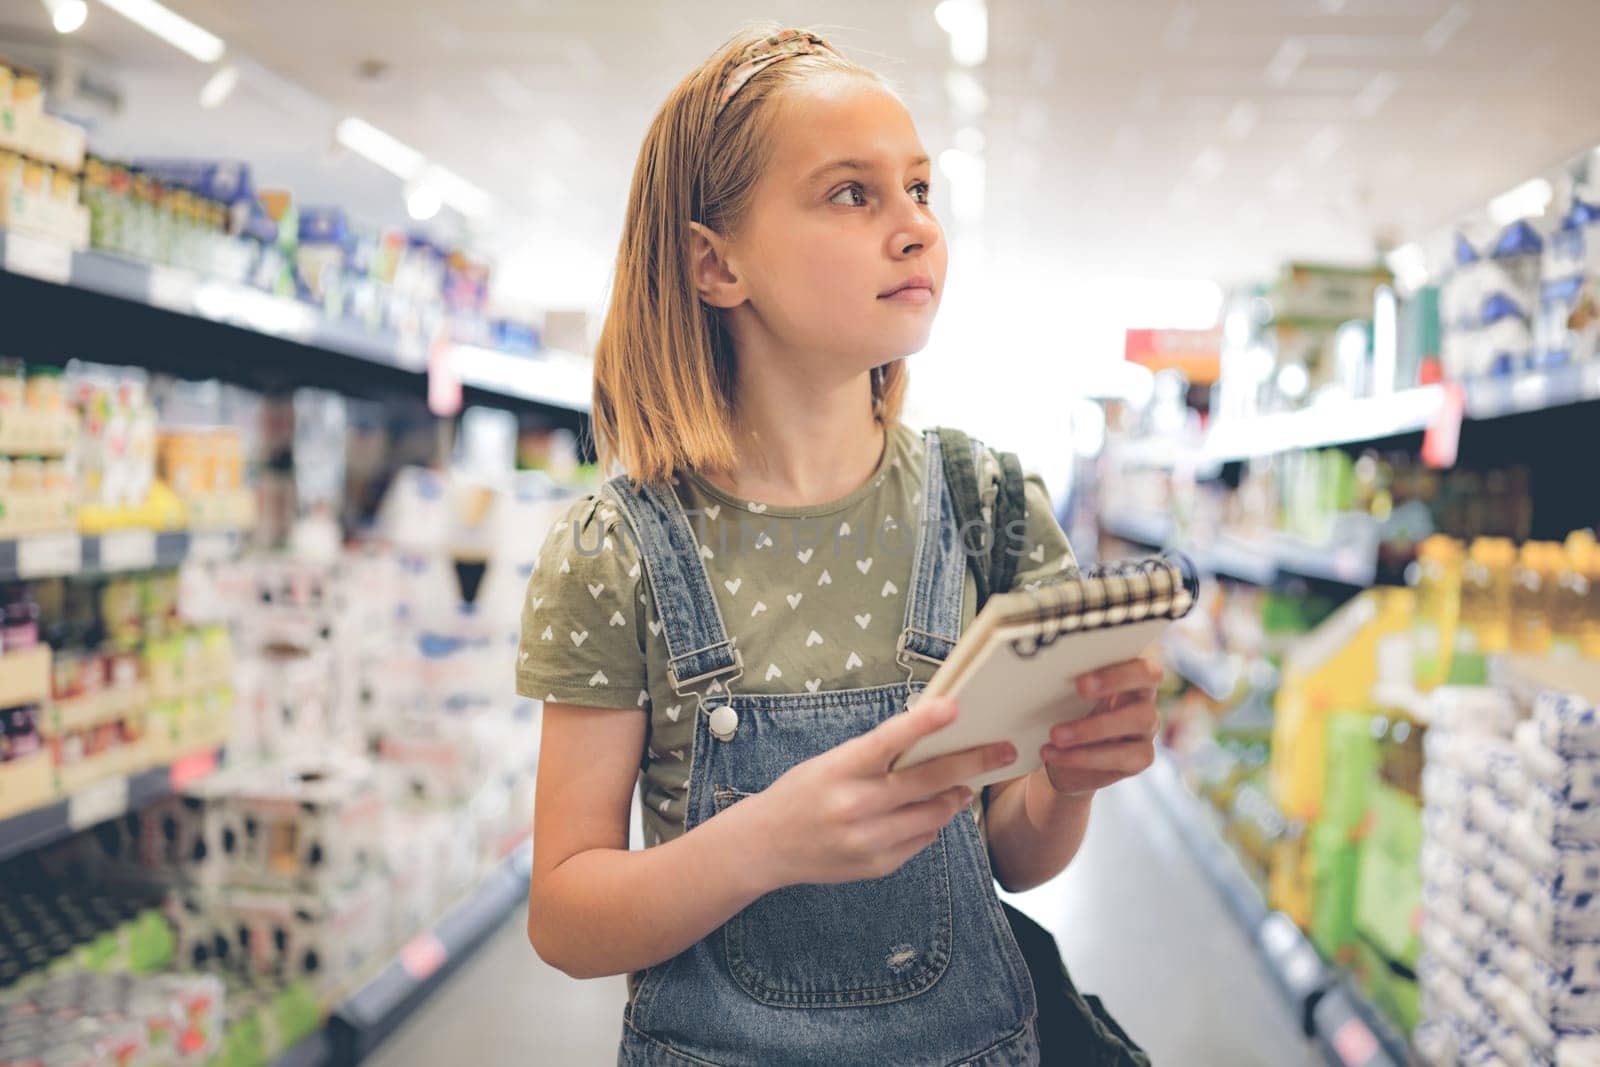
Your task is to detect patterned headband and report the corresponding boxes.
[714,29,837,119]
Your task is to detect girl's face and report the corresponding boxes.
[713,72,947,371]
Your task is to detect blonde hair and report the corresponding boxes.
[590,22,911,486]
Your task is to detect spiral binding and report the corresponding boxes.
[1006,551,1200,658]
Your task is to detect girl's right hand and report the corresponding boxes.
[740,694,1019,891]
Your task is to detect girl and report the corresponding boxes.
[518,23,1163,1066]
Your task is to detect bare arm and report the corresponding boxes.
[526,702,778,980]
[984,770,1094,894]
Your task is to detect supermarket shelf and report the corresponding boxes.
[0,527,243,581]
[0,747,221,864]
[272,1030,333,1067]
[1202,388,1446,465]
[1098,510,1174,552]
[1144,751,1407,1067]
[323,840,533,1065]
[1099,513,1376,590]
[0,229,590,420]
[1167,640,1238,702]
[1132,365,1600,472]
[1463,359,1600,420]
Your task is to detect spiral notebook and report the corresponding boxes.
[889,553,1200,791]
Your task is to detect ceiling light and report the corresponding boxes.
[937,148,985,226]
[1223,100,1259,140]
[95,0,224,62]
[1193,146,1225,182]
[425,164,493,219]
[1305,125,1343,164]
[934,0,988,67]
[41,0,87,34]
[943,70,988,119]
[1354,73,1398,117]
[199,64,240,109]
[336,117,425,179]
[1423,1,1471,52]
[1265,39,1307,85]
[405,178,442,222]
[1488,177,1553,225]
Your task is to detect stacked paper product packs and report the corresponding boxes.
[1416,686,1600,1066]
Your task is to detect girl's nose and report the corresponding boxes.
[893,211,941,258]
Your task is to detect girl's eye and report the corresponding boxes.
[910,181,931,205]
[829,183,867,207]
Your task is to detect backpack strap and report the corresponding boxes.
[931,426,1029,613]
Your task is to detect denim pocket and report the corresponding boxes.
[711,786,955,1007]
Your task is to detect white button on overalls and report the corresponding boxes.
[708,704,739,741]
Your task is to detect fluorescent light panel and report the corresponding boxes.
[94,0,224,62]
[336,117,425,179]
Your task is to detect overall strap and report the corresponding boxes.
[895,428,971,678]
[599,475,743,702]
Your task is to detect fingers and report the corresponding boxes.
[1040,738,1155,775]
[886,737,1016,802]
[876,783,974,846]
[863,694,958,770]
[1074,658,1163,701]
[1050,695,1158,749]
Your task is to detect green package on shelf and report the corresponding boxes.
[1354,783,1423,968]
[127,908,175,973]
[1321,710,1379,837]
[217,1013,266,1067]
[1354,935,1420,1035]
[1309,821,1362,964]
[271,979,323,1054]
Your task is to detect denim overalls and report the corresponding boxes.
[599,428,1041,1067]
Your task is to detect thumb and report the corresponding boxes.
[860,694,958,771]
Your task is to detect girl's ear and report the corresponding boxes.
[687,221,746,309]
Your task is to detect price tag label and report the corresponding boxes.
[147,265,197,312]
[98,530,157,572]
[169,749,218,791]
[17,532,82,578]
[3,232,72,285]
[1331,1019,1379,1065]
[400,932,447,981]
[67,775,130,830]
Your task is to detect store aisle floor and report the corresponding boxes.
[370,776,1321,1067]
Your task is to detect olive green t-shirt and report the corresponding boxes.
[516,420,1075,998]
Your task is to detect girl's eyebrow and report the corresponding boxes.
[803,154,931,185]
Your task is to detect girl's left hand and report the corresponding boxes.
[1038,658,1164,797]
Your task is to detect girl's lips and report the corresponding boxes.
[879,286,933,304]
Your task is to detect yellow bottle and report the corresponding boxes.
[1414,535,1463,691]
[1461,537,1515,655]
[1553,533,1595,658]
[1511,542,1557,655]
[1583,538,1600,659]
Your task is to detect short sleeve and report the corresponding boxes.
[515,493,651,711]
[979,447,1077,592]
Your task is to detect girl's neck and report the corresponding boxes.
[700,400,888,510]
